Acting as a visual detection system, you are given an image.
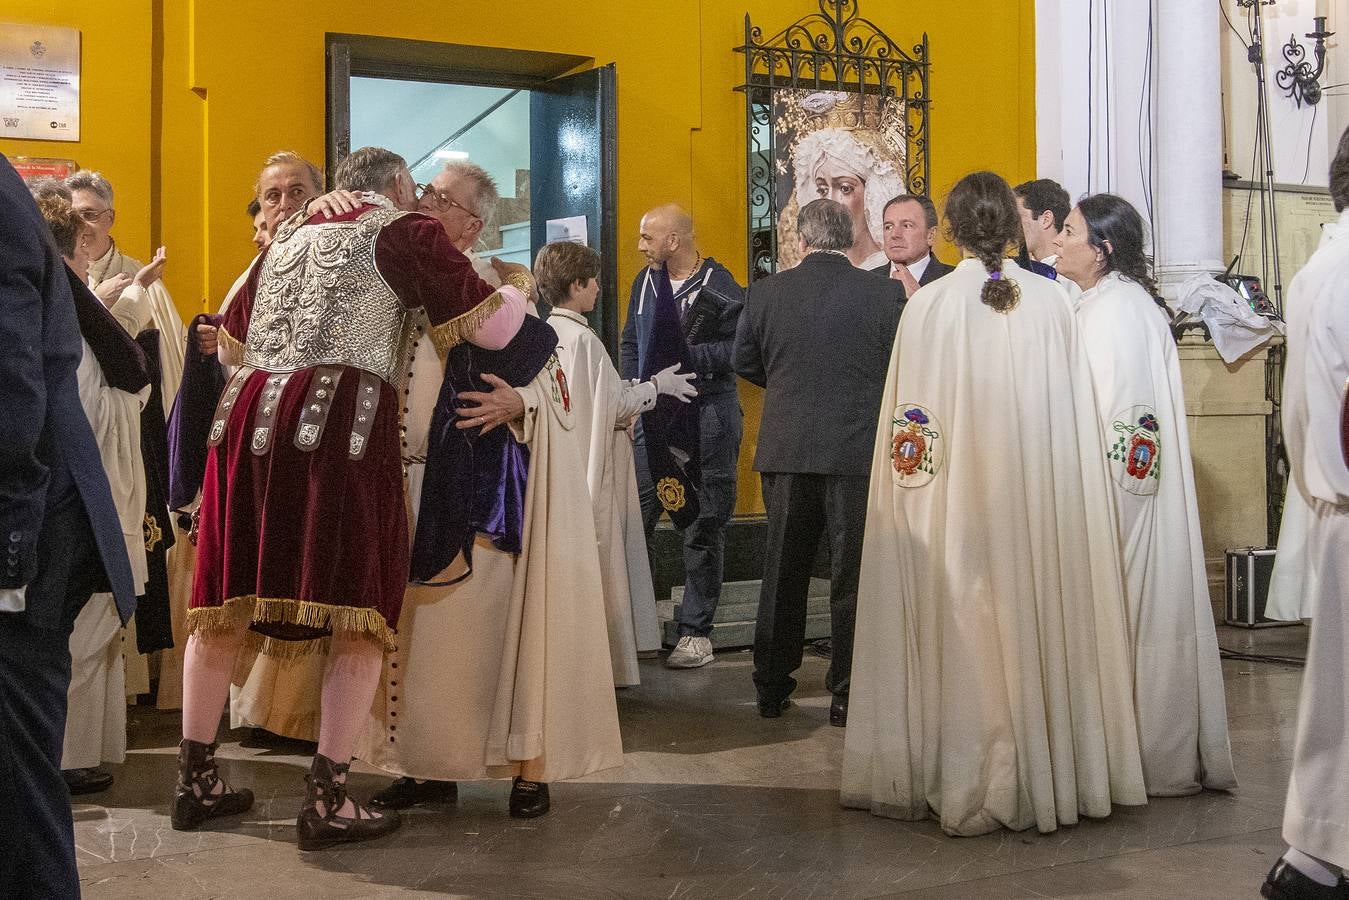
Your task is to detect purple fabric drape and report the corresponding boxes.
[167,313,225,511]
[409,314,558,584]
[638,266,701,527]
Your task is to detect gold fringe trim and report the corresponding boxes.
[429,290,506,359]
[187,594,396,654]
[218,327,242,357]
[240,629,336,661]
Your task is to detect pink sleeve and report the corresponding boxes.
[466,285,526,351]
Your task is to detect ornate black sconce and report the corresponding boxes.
[1276,15,1334,107]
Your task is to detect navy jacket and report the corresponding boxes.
[620,257,744,396]
[0,154,138,625]
[736,251,904,475]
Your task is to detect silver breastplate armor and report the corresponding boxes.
[243,208,416,388]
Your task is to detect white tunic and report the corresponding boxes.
[550,307,661,685]
[64,339,150,768]
[841,259,1147,835]
[1074,272,1237,796]
[1279,208,1349,868]
[88,243,186,419]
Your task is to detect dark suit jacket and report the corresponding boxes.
[868,252,956,297]
[0,154,138,626]
[734,252,904,476]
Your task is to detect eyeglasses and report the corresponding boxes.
[77,207,113,223]
[416,184,480,219]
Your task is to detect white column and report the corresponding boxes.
[1154,0,1225,295]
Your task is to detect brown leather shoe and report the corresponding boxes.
[296,753,401,851]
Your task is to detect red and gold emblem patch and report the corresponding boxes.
[890,404,942,487]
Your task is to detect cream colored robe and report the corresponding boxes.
[1074,273,1236,796]
[88,242,185,419]
[549,307,661,686]
[357,360,624,783]
[1279,209,1349,868]
[63,338,151,768]
[840,260,1147,836]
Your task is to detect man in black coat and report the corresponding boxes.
[0,154,139,897]
[869,193,955,298]
[734,198,904,724]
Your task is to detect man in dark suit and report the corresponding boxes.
[1,154,139,897]
[869,193,955,299]
[734,198,904,724]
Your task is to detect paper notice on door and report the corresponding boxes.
[1,24,80,141]
[545,215,588,246]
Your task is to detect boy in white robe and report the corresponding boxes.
[1053,195,1236,798]
[537,241,696,685]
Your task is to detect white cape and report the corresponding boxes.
[841,259,1147,835]
[1278,208,1349,868]
[550,307,660,686]
[1074,272,1236,796]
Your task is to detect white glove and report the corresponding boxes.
[650,363,698,403]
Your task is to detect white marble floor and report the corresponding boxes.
[75,622,1308,898]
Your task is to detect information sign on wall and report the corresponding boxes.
[0,24,80,141]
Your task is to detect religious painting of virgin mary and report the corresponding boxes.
[773,89,907,271]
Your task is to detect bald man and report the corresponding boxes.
[621,205,744,668]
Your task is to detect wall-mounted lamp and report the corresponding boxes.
[1277,15,1334,106]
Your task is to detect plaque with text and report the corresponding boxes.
[0,23,80,141]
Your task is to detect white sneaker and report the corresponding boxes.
[666,635,714,669]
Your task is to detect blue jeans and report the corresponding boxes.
[635,389,742,638]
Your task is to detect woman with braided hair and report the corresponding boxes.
[1055,194,1237,798]
[842,171,1147,835]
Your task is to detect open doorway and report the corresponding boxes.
[327,35,620,353]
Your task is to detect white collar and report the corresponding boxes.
[552,306,590,325]
[359,192,396,211]
[891,253,931,279]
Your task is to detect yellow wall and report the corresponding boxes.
[2,0,1036,514]
[1,2,155,260]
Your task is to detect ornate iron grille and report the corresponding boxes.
[735,0,930,281]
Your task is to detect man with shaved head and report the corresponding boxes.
[621,204,744,669]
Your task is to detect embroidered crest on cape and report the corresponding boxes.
[1107,406,1162,495]
[891,404,943,487]
[656,477,687,512]
[543,354,572,413]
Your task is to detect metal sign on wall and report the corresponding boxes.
[0,23,80,141]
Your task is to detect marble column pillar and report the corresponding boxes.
[1154,0,1225,297]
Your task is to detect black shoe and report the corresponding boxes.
[370,777,458,810]
[63,767,114,796]
[758,697,792,718]
[171,739,254,831]
[1261,858,1349,899]
[829,695,848,727]
[508,778,550,819]
[297,753,401,851]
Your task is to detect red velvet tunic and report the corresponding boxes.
[189,205,499,651]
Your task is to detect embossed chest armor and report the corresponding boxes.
[243,207,415,388]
